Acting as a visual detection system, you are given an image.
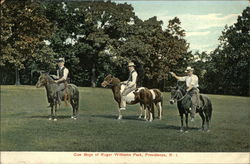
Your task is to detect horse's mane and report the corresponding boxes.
[112,77,121,85]
[43,73,55,83]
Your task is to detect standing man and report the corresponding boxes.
[170,66,199,121]
[120,62,138,110]
[51,57,69,104]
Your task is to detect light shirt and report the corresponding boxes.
[128,71,138,87]
[179,74,199,88]
[56,66,69,81]
[123,70,138,87]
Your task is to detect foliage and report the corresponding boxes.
[0,0,56,84]
[194,7,250,96]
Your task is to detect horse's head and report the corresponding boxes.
[169,86,184,104]
[35,72,50,88]
[133,88,141,100]
[133,88,148,101]
[101,74,113,87]
[101,74,120,88]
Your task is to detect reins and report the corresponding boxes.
[177,93,188,101]
[173,89,188,102]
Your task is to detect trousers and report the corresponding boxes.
[56,83,66,103]
[120,85,136,108]
[188,88,200,118]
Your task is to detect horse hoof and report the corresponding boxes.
[71,116,74,119]
[180,129,184,133]
[184,131,189,133]
[49,118,52,120]
[53,119,57,121]
[73,117,77,120]
[206,130,210,133]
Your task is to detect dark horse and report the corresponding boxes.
[36,72,79,121]
[169,85,212,132]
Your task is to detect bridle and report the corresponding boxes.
[171,89,188,102]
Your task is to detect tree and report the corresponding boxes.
[44,1,137,87]
[203,7,250,96]
[113,16,191,89]
[0,0,55,85]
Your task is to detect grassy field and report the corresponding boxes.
[1,85,250,152]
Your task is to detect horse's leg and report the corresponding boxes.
[49,105,53,120]
[70,99,76,119]
[185,113,189,132]
[205,110,210,132]
[198,111,205,131]
[157,102,162,120]
[138,103,143,119]
[149,104,153,122]
[180,113,184,132]
[117,108,123,120]
[54,103,58,121]
[143,104,147,120]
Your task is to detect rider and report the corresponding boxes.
[51,57,69,104]
[170,66,200,121]
[120,62,138,110]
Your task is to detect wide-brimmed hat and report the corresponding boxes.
[56,57,65,62]
[128,62,136,67]
[185,66,194,72]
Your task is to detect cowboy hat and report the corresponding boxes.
[56,57,65,62]
[185,66,194,72]
[128,62,136,67]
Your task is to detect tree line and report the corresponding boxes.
[0,0,249,96]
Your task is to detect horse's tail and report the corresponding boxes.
[64,92,70,106]
[69,84,79,111]
[207,99,213,121]
[160,94,163,116]
[75,87,80,111]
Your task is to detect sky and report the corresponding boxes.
[115,0,249,52]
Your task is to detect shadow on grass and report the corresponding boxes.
[91,114,143,121]
[153,124,200,131]
[29,115,71,119]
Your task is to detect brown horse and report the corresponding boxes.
[101,74,148,120]
[36,72,79,121]
[133,88,163,121]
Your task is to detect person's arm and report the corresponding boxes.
[121,80,128,85]
[51,70,59,80]
[55,68,69,83]
[170,72,185,81]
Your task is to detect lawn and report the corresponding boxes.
[1,85,249,152]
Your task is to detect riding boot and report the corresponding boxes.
[120,96,126,110]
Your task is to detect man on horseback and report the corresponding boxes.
[170,66,200,121]
[120,62,138,110]
[51,57,69,104]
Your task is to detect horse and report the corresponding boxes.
[36,72,79,121]
[169,85,212,132]
[133,88,163,121]
[101,74,150,120]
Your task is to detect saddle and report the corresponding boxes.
[57,81,70,105]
